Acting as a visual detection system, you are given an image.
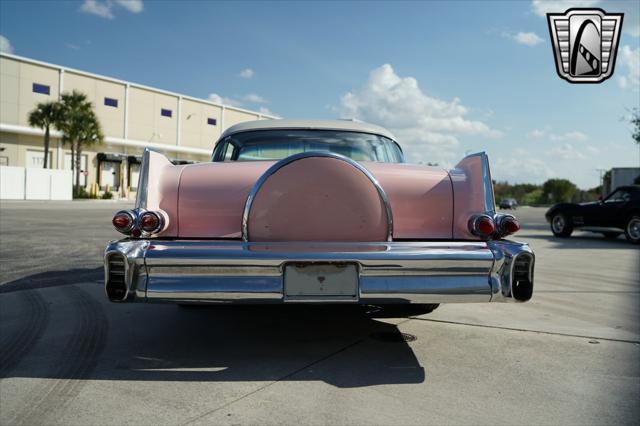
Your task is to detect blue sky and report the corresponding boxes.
[1,0,639,188]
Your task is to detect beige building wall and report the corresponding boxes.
[0,53,278,197]
[224,108,260,129]
[64,72,126,138]
[0,132,60,170]
[128,87,179,146]
[18,62,60,127]
[180,98,223,151]
[0,57,60,127]
[0,57,20,124]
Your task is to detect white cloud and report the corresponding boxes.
[0,35,14,54]
[549,131,588,141]
[239,68,255,79]
[65,43,81,50]
[80,0,144,19]
[528,128,588,141]
[338,64,500,164]
[207,93,243,107]
[513,32,544,46]
[618,45,640,90]
[528,128,548,139]
[259,106,277,117]
[532,1,639,38]
[208,92,271,108]
[242,93,268,104]
[80,0,114,19]
[114,0,144,13]
[549,143,588,160]
[492,149,555,184]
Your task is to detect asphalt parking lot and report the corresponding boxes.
[0,201,639,425]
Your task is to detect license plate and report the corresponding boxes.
[284,263,358,300]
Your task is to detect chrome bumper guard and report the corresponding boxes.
[104,240,534,304]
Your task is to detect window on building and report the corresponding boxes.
[207,118,217,126]
[104,97,118,108]
[32,83,50,95]
[161,108,172,118]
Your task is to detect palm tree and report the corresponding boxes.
[27,101,62,169]
[73,110,103,191]
[58,91,103,196]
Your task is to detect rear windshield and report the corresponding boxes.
[212,129,404,163]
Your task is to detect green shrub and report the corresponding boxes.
[521,189,544,205]
[74,187,90,199]
[101,191,113,200]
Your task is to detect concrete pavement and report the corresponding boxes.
[0,203,638,425]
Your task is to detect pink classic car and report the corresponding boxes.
[105,120,534,314]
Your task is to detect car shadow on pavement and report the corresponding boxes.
[0,281,426,388]
[0,267,103,292]
[115,305,426,387]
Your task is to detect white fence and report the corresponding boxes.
[0,166,73,200]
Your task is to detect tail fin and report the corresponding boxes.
[135,148,174,210]
[450,152,496,239]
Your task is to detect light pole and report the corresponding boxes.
[596,168,607,196]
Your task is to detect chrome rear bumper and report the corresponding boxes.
[104,240,534,304]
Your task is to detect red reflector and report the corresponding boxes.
[131,228,142,238]
[140,212,160,232]
[112,213,131,230]
[476,217,495,236]
[503,218,520,234]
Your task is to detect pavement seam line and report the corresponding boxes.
[181,338,365,425]
[410,317,640,344]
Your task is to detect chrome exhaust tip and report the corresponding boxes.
[105,253,128,302]
[512,253,534,302]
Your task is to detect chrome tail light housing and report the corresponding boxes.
[112,208,165,237]
[469,213,520,240]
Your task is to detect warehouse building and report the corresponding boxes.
[0,52,277,198]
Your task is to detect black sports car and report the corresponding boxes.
[545,186,640,244]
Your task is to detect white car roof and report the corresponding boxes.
[219,119,397,142]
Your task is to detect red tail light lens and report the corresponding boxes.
[502,217,520,235]
[477,216,495,235]
[139,211,161,233]
[469,215,495,238]
[112,211,134,233]
[494,214,520,238]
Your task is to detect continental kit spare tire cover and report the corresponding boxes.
[245,154,391,242]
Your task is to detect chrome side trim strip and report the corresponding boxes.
[241,152,394,242]
[135,148,151,209]
[480,152,496,215]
